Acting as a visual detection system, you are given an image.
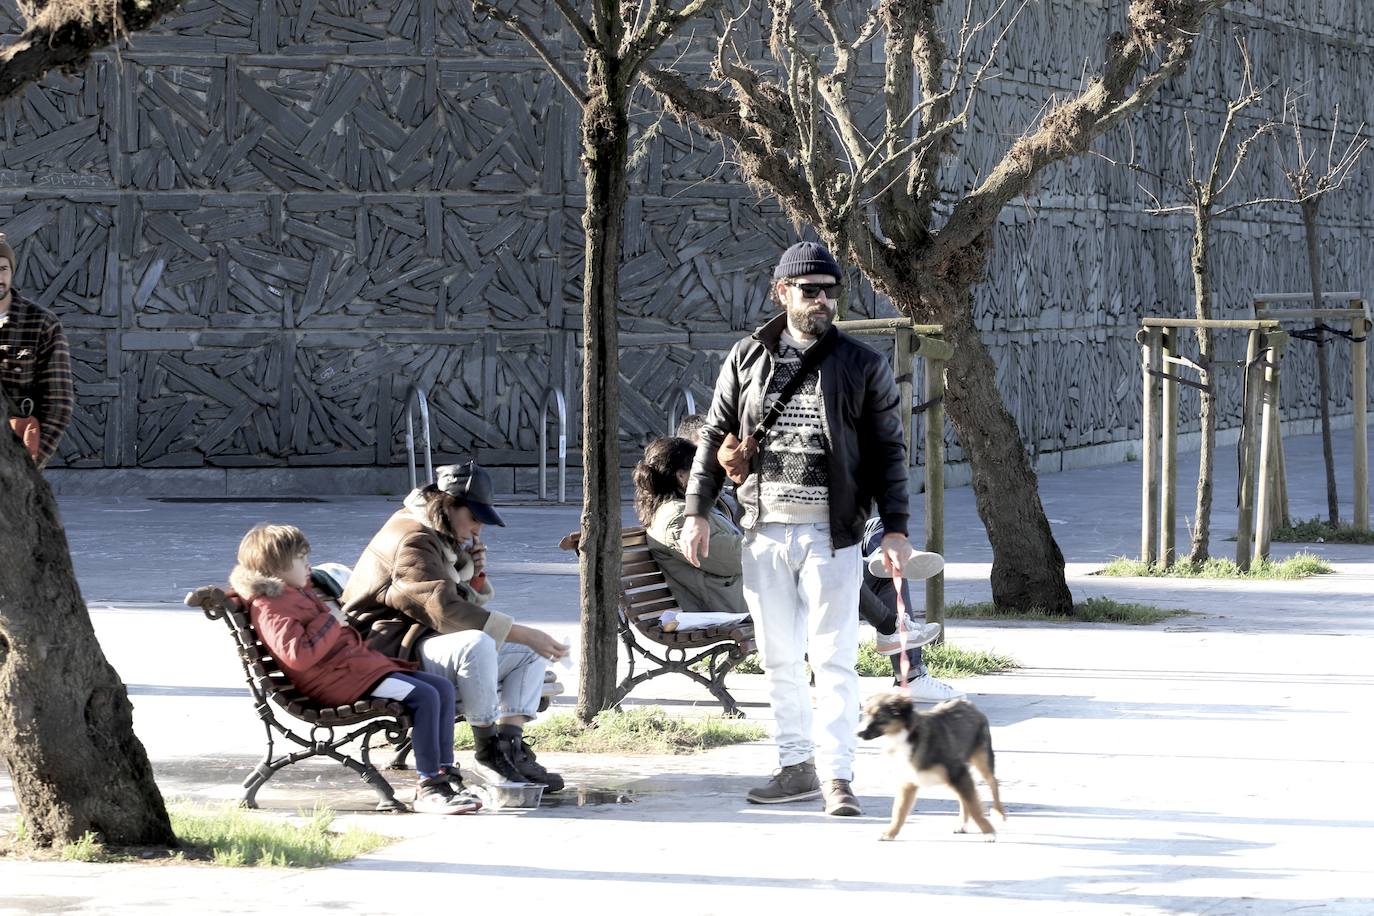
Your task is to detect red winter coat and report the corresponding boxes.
[229,565,413,707]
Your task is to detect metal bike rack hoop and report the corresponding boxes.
[666,387,698,435]
[539,387,568,504]
[405,385,434,491]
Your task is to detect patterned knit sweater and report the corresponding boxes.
[740,330,830,528]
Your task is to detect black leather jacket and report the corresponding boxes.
[685,313,909,550]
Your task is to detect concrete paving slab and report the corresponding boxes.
[2,428,1372,914]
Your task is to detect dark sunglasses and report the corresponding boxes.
[787,281,841,300]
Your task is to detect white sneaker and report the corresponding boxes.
[905,674,966,703]
[874,622,943,655]
[867,549,944,580]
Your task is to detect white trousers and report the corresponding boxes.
[742,522,862,782]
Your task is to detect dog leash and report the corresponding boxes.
[893,568,911,689]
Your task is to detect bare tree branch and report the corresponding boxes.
[931,0,1229,265]
[589,0,612,47]
[550,0,599,48]
[476,1,590,108]
[1277,91,1370,207]
[641,65,821,226]
[814,0,872,174]
[624,0,723,72]
[0,0,185,101]
[906,0,951,230]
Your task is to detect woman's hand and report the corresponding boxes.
[508,624,569,662]
[467,535,487,573]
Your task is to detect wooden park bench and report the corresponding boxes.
[185,585,410,812]
[564,527,756,716]
[187,577,564,804]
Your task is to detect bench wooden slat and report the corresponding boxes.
[624,585,675,605]
[622,571,666,590]
[621,547,655,566]
[625,597,679,617]
[622,559,660,576]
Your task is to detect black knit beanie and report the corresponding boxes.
[0,233,13,272]
[773,240,843,281]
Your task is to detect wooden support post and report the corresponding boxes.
[1264,401,1286,530]
[1254,333,1281,566]
[1159,330,1179,568]
[1353,305,1369,531]
[1236,330,1263,570]
[1140,328,1161,566]
[924,356,946,640]
[894,328,914,466]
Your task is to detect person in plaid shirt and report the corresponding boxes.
[0,232,73,467]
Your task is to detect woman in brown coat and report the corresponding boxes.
[341,462,568,792]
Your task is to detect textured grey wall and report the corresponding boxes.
[0,0,1368,491]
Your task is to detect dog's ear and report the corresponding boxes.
[879,693,915,724]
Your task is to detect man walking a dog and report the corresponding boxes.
[680,240,914,817]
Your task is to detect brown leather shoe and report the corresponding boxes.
[822,779,862,816]
[746,760,821,804]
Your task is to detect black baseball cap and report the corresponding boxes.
[435,461,506,527]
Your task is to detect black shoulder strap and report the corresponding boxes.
[756,330,838,441]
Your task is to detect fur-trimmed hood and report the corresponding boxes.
[229,565,286,599]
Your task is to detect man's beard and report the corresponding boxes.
[788,301,834,336]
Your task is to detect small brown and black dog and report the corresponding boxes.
[857,694,1006,841]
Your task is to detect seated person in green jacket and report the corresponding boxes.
[634,436,747,630]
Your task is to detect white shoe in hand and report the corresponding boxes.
[866,549,944,580]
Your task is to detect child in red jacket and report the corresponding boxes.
[230,523,477,815]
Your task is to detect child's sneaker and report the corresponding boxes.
[414,775,481,814]
[440,765,484,808]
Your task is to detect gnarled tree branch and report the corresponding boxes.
[931,0,1229,267]
[642,64,822,228]
[0,0,185,102]
[475,1,590,108]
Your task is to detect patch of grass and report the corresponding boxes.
[455,706,767,755]
[948,596,1189,625]
[732,654,763,674]
[1271,517,1374,545]
[923,641,1021,677]
[60,831,103,862]
[170,803,390,868]
[690,641,1018,681]
[854,640,891,677]
[4,804,387,867]
[1098,551,1331,580]
[857,640,1018,678]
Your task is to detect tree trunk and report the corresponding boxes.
[575,64,631,724]
[1299,197,1339,525]
[927,294,1074,613]
[0,416,174,848]
[1189,205,1216,563]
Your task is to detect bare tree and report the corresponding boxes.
[645,0,1230,611]
[472,0,720,720]
[1275,93,1368,527]
[0,0,186,850]
[1104,39,1275,563]
[0,0,183,851]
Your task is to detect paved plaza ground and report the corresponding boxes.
[2,428,1372,914]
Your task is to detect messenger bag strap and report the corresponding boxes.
[755,329,838,443]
